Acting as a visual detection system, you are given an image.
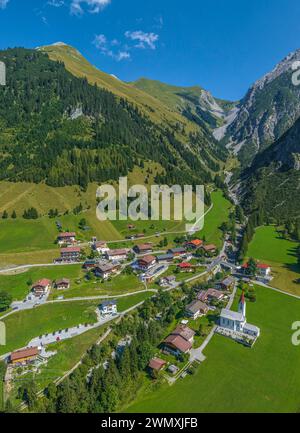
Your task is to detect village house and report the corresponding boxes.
[60,246,81,262]
[185,239,203,250]
[160,275,176,287]
[105,249,130,262]
[57,232,76,246]
[168,247,186,257]
[218,276,236,291]
[95,264,120,279]
[198,288,225,303]
[99,300,118,316]
[141,264,167,283]
[93,241,110,255]
[10,347,40,366]
[202,244,217,255]
[138,255,157,271]
[134,243,153,254]
[185,300,209,320]
[55,278,70,290]
[177,262,193,273]
[156,254,174,263]
[163,325,195,355]
[32,279,51,297]
[242,263,271,278]
[148,357,166,373]
[83,259,99,270]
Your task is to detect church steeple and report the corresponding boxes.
[238,291,246,318]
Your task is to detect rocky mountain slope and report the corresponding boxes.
[132,77,235,132]
[217,49,300,165]
[240,117,300,220]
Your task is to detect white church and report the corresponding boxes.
[219,292,260,339]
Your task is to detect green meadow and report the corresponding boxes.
[0,291,153,356]
[197,190,232,248]
[126,286,300,413]
[247,226,300,295]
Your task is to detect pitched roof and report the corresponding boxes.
[58,232,76,238]
[107,248,129,256]
[56,278,70,285]
[203,244,217,251]
[10,347,39,361]
[172,325,195,341]
[186,300,208,314]
[187,239,203,247]
[164,335,192,353]
[220,308,245,322]
[136,243,153,251]
[32,279,51,288]
[139,255,156,265]
[61,246,81,253]
[178,262,192,269]
[148,357,166,371]
[169,247,186,254]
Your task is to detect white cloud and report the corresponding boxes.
[93,34,130,62]
[0,0,9,9]
[48,0,65,7]
[125,30,159,50]
[71,0,111,15]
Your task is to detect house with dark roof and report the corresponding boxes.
[134,243,153,254]
[138,255,157,271]
[185,300,209,320]
[168,247,186,257]
[55,278,70,290]
[163,325,195,355]
[99,300,118,316]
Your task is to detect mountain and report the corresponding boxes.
[240,117,300,220]
[217,49,300,165]
[0,46,224,193]
[132,77,235,132]
[40,44,228,170]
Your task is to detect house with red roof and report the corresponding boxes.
[242,263,271,278]
[163,325,195,355]
[186,239,203,250]
[177,262,193,273]
[148,357,166,372]
[60,246,81,262]
[57,232,76,246]
[32,279,51,297]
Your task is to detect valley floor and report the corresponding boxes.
[126,285,300,413]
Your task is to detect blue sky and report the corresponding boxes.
[0,0,300,100]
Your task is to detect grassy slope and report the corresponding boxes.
[197,190,232,248]
[0,292,152,356]
[40,45,199,138]
[247,226,300,295]
[126,285,300,413]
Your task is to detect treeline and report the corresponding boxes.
[0,48,220,191]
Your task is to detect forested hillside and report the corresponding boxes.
[0,48,225,190]
[240,117,300,221]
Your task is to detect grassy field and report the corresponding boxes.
[0,263,144,301]
[247,226,300,295]
[0,301,99,356]
[126,285,300,413]
[0,291,153,357]
[196,190,232,248]
[50,272,145,300]
[0,265,83,301]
